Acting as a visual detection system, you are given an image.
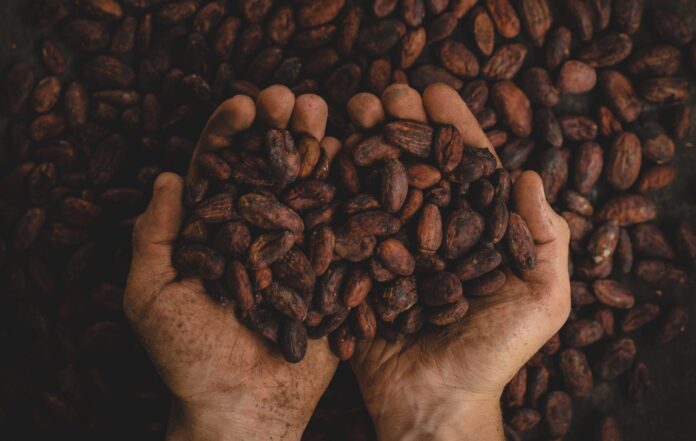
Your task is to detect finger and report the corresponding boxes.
[130,172,185,289]
[347,92,385,130]
[513,171,567,245]
[320,136,342,163]
[196,94,256,152]
[512,171,571,313]
[187,95,256,184]
[343,132,364,155]
[290,94,328,141]
[422,83,500,165]
[380,83,427,123]
[256,85,295,129]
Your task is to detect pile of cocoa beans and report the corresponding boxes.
[175,120,535,362]
[1,0,695,440]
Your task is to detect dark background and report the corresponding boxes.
[1,0,695,440]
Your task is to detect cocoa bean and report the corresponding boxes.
[562,319,604,347]
[546,26,572,70]
[375,276,418,322]
[464,268,506,296]
[564,0,594,41]
[593,279,635,309]
[522,67,560,107]
[559,348,593,397]
[419,271,463,306]
[652,10,692,46]
[238,193,304,234]
[579,33,633,67]
[557,61,596,94]
[416,203,443,253]
[353,299,377,339]
[470,6,495,56]
[308,226,335,276]
[491,80,532,138]
[505,367,527,408]
[315,263,347,315]
[271,248,316,294]
[656,306,689,344]
[628,361,651,401]
[377,238,415,276]
[343,266,372,308]
[226,260,255,311]
[346,210,401,237]
[40,38,66,75]
[597,416,623,441]
[280,319,308,363]
[596,337,636,380]
[605,132,642,190]
[173,244,225,280]
[595,194,656,226]
[621,303,660,332]
[559,115,598,142]
[640,77,690,104]
[334,230,376,261]
[482,44,527,81]
[443,207,485,259]
[614,0,645,34]
[634,259,686,287]
[358,19,406,55]
[485,0,520,39]
[263,281,307,321]
[628,45,682,76]
[631,223,675,260]
[409,65,463,91]
[519,0,552,47]
[509,408,541,432]
[544,391,573,437]
[438,39,479,78]
[426,297,469,325]
[195,193,237,224]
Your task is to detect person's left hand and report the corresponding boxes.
[124,89,339,441]
[348,84,571,441]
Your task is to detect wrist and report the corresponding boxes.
[370,390,504,441]
[167,396,306,441]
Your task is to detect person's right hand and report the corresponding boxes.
[124,86,339,441]
[348,83,571,441]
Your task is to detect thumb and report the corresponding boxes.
[512,171,571,290]
[129,172,184,291]
[513,171,566,245]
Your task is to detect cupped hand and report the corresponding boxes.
[348,83,571,441]
[124,86,338,441]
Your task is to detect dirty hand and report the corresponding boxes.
[348,83,571,441]
[124,86,338,441]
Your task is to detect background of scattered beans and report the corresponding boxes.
[0,0,695,440]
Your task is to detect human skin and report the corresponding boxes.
[125,83,570,441]
[348,83,571,441]
[123,86,339,441]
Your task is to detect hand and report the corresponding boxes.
[124,86,339,441]
[348,83,571,441]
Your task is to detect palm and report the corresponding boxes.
[353,268,566,409]
[124,89,339,434]
[352,170,571,423]
[129,272,337,415]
